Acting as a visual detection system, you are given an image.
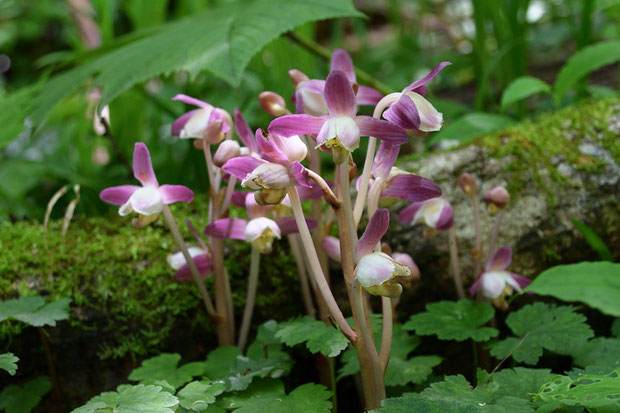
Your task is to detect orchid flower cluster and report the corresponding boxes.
[99,48,528,410]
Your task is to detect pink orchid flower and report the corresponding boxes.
[171,94,232,140]
[100,143,194,226]
[469,247,531,308]
[167,220,213,282]
[290,49,383,116]
[269,70,408,164]
[398,197,454,230]
[354,209,412,298]
[383,62,451,132]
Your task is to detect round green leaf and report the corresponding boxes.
[500,76,550,110]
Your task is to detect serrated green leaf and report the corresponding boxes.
[177,381,226,412]
[427,113,515,147]
[500,76,551,110]
[526,262,620,317]
[570,219,614,261]
[491,368,555,399]
[535,369,620,409]
[569,337,620,369]
[72,384,178,413]
[489,303,593,365]
[0,296,70,327]
[0,376,52,413]
[128,353,206,389]
[276,316,349,357]
[0,353,18,375]
[0,0,362,147]
[384,356,443,387]
[256,320,280,346]
[554,41,620,104]
[404,299,499,342]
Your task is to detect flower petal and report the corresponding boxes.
[330,49,356,81]
[175,253,213,281]
[171,109,199,136]
[204,218,247,240]
[355,116,408,144]
[324,70,357,117]
[372,143,400,179]
[356,86,383,106]
[469,276,483,297]
[510,272,532,289]
[382,174,442,202]
[406,92,443,132]
[133,142,158,186]
[268,114,327,137]
[234,108,258,153]
[435,202,454,230]
[160,185,194,204]
[291,161,312,188]
[398,201,424,225]
[383,95,421,130]
[322,236,341,262]
[256,129,289,164]
[100,185,140,205]
[172,94,212,108]
[356,208,390,260]
[274,216,317,235]
[355,252,397,287]
[486,246,513,271]
[231,191,250,207]
[222,156,265,180]
[403,62,452,94]
[480,271,507,299]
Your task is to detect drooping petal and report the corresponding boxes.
[234,109,258,153]
[100,185,140,205]
[355,116,408,144]
[403,62,452,94]
[372,143,400,179]
[330,49,356,81]
[256,129,289,164]
[208,108,231,134]
[274,216,317,235]
[172,94,212,108]
[356,208,390,260]
[186,219,209,251]
[175,253,213,281]
[382,174,442,202]
[133,142,158,186]
[222,156,265,180]
[356,86,383,106]
[167,246,205,270]
[268,114,327,137]
[435,202,454,230]
[485,247,513,271]
[290,161,312,188]
[160,185,194,204]
[324,70,357,117]
[510,272,532,289]
[204,218,247,240]
[469,276,483,297]
[383,95,421,130]
[398,201,424,225]
[231,191,249,207]
[128,186,163,215]
[171,109,199,136]
[404,92,443,132]
[322,236,341,262]
[392,252,420,278]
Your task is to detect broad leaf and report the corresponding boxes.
[0,0,362,148]
[526,262,620,317]
[177,381,226,412]
[612,319,620,338]
[569,337,620,369]
[491,368,554,399]
[0,353,18,376]
[554,40,620,104]
[128,353,206,389]
[570,219,613,261]
[427,113,515,147]
[500,76,550,110]
[72,384,178,413]
[0,376,51,413]
[403,299,499,342]
[0,296,70,327]
[535,369,620,410]
[488,303,593,365]
[256,320,281,346]
[384,356,443,387]
[276,316,349,357]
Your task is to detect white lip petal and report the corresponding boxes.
[299,85,328,116]
[129,186,164,216]
[180,107,213,138]
[405,91,443,132]
[167,247,205,270]
[481,270,511,299]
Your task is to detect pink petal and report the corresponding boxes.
[356,208,390,260]
[209,109,231,134]
[275,216,317,235]
[160,185,194,204]
[330,49,355,82]
[382,174,442,202]
[322,236,341,262]
[172,94,212,108]
[175,253,213,281]
[268,114,327,137]
[403,62,452,94]
[231,191,250,207]
[355,116,408,144]
[486,247,513,271]
[245,193,271,219]
[301,79,326,94]
[100,185,140,205]
[171,109,199,136]
[133,142,158,186]
[398,202,424,225]
[234,109,258,153]
[256,129,289,164]
[510,272,531,289]
[383,95,420,130]
[222,156,265,180]
[324,70,357,117]
[435,203,454,230]
[372,143,400,179]
[296,182,323,201]
[292,90,304,114]
[291,161,312,188]
[469,276,483,297]
[204,218,247,240]
[356,86,383,106]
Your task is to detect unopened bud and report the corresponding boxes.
[93,105,110,136]
[255,188,287,206]
[203,120,224,145]
[288,69,309,87]
[458,172,477,196]
[392,252,420,282]
[484,186,509,213]
[259,91,288,117]
[213,140,241,167]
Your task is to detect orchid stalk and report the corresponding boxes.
[238,248,260,351]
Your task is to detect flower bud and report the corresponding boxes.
[213,140,241,167]
[322,236,341,262]
[255,189,287,206]
[355,252,411,298]
[484,186,509,215]
[242,162,292,190]
[458,172,477,196]
[93,105,110,136]
[289,69,310,87]
[392,252,420,281]
[259,91,288,117]
[203,120,224,145]
[244,217,281,254]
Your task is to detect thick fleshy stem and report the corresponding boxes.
[472,194,483,276]
[288,234,317,318]
[353,93,402,227]
[162,205,217,317]
[287,187,357,341]
[488,209,505,260]
[449,226,466,299]
[238,248,261,351]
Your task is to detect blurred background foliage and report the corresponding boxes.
[0,0,618,222]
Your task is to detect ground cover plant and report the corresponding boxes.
[1,1,619,412]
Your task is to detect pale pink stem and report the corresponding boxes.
[238,248,261,351]
[472,194,483,276]
[379,296,393,374]
[288,234,317,318]
[488,209,505,260]
[449,226,466,299]
[220,176,237,216]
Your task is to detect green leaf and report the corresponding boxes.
[569,337,620,369]
[612,319,620,338]
[570,219,613,261]
[0,0,362,147]
[0,376,52,413]
[491,368,555,399]
[177,381,226,412]
[0,353,18,376]
[526,262,620,317]
[276,316,349,357]
[256,320,281,346]
[535,369,620,409]
[72,384,178,413]
[488,303,593,365]
[427,113,515,147]
[554,40,620,104]
[0,296,71,327]
[204,346,292,392]
[384,356,443,387]
[500,76,551,110]
[403,299,499,342]
[128,353,206,389]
